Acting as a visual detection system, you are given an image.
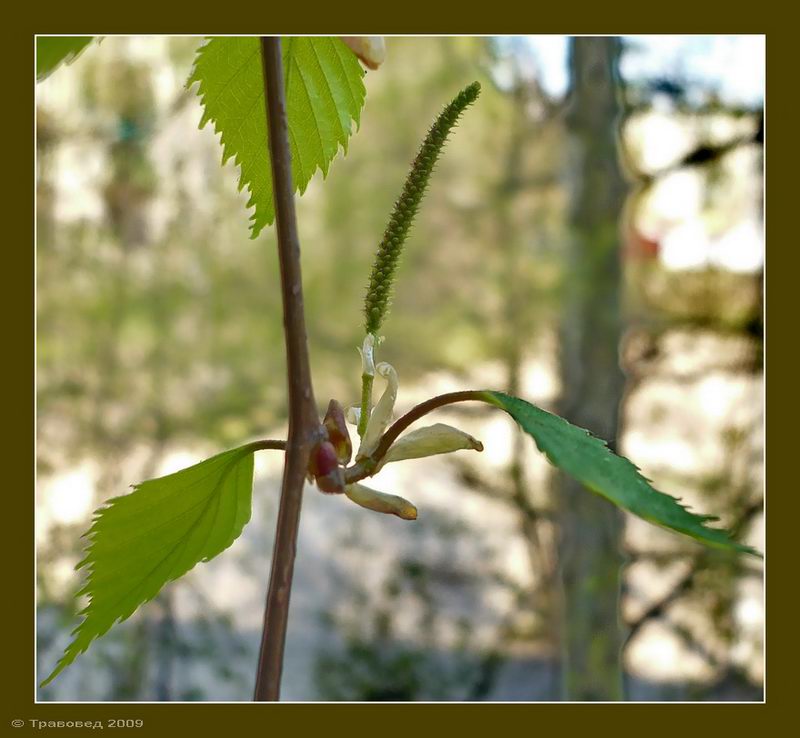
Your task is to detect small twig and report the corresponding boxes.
[253,37,321,702]
[248,439,287,452]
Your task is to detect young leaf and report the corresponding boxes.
[41,444,257,686]
[188,37,366,239]
[37,37,95,81]
[482,391,760,556]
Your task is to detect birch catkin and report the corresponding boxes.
[363,81,481,335]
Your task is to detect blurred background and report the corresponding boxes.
[35,35,764,702]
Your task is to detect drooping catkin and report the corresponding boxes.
[363,81,481,335]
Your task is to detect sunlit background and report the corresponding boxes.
[36,35,764,702]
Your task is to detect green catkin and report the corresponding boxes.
[363,81,481,335]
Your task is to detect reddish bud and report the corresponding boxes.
[308,441,338,479]
[323,399,352,465]
[309,439,346,494]
[316,467,345,495]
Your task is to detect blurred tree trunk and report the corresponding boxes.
[557,36,628,701]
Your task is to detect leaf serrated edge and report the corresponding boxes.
[481,391,761,558]
[187,36,366,239]
[40,446,256,687]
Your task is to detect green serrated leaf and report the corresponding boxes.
[41,444,257,686]
[37,37,95,81]
[188,37,366,239]
[483,391,760,557]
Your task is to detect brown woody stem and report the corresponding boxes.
[253,37,322,702]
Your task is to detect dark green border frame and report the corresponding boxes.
[10,10,783,734]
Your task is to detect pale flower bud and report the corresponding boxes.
[340,37,386,70]
[357,333,381,378]
[357,362,398,460]
[344,483,417,520]
[346,405,361,426]
[358,333,375,377]
[377,423,483,470]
